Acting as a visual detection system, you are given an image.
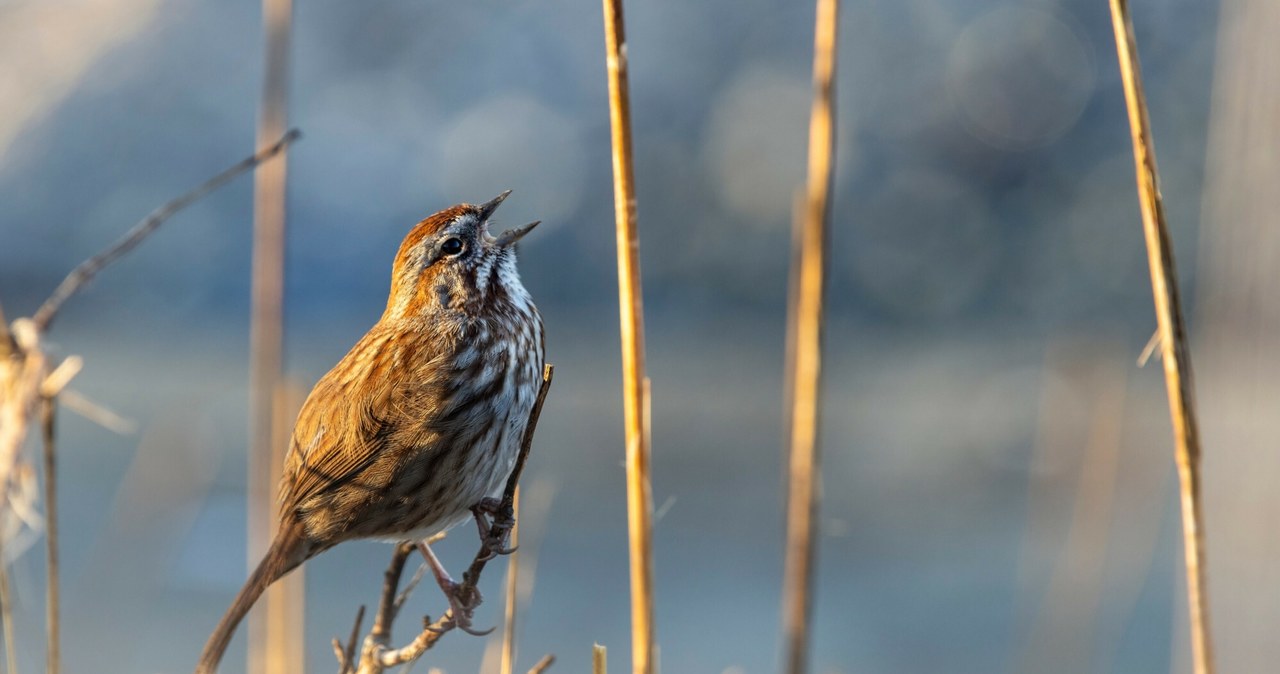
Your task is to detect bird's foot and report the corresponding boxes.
[417,541,493,636]
[470,497,516,561]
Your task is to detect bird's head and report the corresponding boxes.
[384,191,539,320]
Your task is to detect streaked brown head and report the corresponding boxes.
[384,191,540,320]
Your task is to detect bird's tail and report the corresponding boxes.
[195,527,305,674]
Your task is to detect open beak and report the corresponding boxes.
[476,190,512,223]
[494,220,540,248]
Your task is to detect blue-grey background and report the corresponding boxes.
[4,0,1278,672]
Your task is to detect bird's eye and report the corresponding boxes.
[440,237,464,256]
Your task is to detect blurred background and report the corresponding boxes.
[1,0,1277,672]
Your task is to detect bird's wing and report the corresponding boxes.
[278,325,458,517]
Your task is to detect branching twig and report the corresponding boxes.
[1109,2,1214,673]
[782,1,839,674]
[30,129,301,332]
[340,365,554,674]
[0,132,303,674]
[600,2,656,673]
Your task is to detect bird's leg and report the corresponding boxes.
[416,541,492,636]
[470,497,516,560]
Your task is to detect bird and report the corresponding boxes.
[196,191,544,673]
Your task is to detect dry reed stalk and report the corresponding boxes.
[781,0,838,673]
[1108,1,1214,672]
[593,644,608,674]
[600,2,656,673]
[500,487,520,674]
[0,558,15,674]
[526,654,555,674]
[247,0,300,672]
[39,399,57,674]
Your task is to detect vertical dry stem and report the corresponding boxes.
[500,487,521,674]
[248,0,300,672]
[0,559,16,674]
[593,644,608,674]
[600,2,656,674]
[1108,1,1214,672]
[526,654,555,674]
[40,399,58,674]
[782,1,839,673]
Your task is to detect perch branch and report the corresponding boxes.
[1109,1,1213,672]
[341,365,554,674]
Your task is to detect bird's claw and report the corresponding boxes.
[471,498,517,559]
[437,579,493,635]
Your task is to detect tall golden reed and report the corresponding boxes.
[1108,1,1214,672]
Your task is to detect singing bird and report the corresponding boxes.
[197,191,544,673]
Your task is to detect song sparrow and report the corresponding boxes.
[196,192,544,673]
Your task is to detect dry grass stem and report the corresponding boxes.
[56,390,134,435]
[600,2,656,672]
[248,1,298,671]
[500,487,520,674]
[0,558,16,674]
[1108,1,1214,672]
[339,366,553,674]
[593,644,608,674]
[0,304,13,360]
[28,130,299,332]
[0,321,49,527]
[526,654,555,674]
[39,399,57,674]
[782,1,839,673]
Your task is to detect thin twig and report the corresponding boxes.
[782,1,839,673]
[39,398,58,674]
[600,2,655,673]
[371,543,416,641]
[500,487,520,674]
[526,654,555,674]
[1136,329,1161,368]
[1108,1,1213,673]
[57,390,135,435]
[333,604,365,674]
[30,130,300,332]
[502,364,555,506]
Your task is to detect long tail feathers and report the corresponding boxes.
[195,532,304,674]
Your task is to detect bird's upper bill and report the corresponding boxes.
[475,190,539,248]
